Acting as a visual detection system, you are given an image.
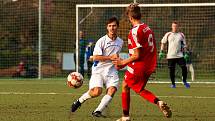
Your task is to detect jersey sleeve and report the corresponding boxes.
[161,32,170,44]
[131,27,142,49]
[93,39,103,56]
[180,32,187,48]
[119,39,124,53]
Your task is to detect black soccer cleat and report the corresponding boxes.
[92,111,106,118]
[71,100,81,112]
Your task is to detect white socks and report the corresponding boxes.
[94,94,112,112]
[78,92,113,113]
[78,91,92,103]
[122,116,131,121]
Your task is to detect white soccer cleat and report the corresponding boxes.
[158,101,172,118]
[116,116,131,121]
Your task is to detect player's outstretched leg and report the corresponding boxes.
[71,91,92,112]
[71,100,82,112]
[92,94,112,118]
[71,87,102,112]
[157,101,172,118]
[138,89,172,118]
[92,86,117,117]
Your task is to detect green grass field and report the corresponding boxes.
[0,79,215,121]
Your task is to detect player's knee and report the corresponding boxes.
[122,81,130,93]
[90,87,102,97]
[107,86,117,97]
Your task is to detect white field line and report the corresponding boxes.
[0,92,215,99]
[149,81,215,84]
[0,81,215,84]
[1,83,215,88]
[1,84,215,89]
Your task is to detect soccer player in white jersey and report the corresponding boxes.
[159,21,190,88]
[70,16,123,117]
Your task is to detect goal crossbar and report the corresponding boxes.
[77,3,215,8]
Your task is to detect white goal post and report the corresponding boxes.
[76,3,215,83]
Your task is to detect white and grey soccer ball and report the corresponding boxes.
[67,72,83,88]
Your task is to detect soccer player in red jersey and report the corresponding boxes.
[113,3,172,121]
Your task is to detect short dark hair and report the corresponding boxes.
[172,21,179,25]
[106,16,119,27]
[126,3,141,20]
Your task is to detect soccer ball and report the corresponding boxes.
[67,72,83,88]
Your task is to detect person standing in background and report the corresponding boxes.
[85,39,95,79]
[78,31,87,77]
[12,60,26,77]
[159,21,190,88]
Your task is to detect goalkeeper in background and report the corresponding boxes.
[159,21,190,88]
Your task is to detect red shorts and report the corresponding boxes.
[124,70,153,93]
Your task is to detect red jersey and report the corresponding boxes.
[127,23,157,75]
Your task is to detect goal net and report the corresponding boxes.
[0,0,39,78]
[76,3,215,82]
[0,1,214,82]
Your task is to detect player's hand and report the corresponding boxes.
[112,57,125,70]
[159,50,165,60]
[112,58,124,66]
[89,56,93,62]
[183,52,189,62]
[110,54,119,61]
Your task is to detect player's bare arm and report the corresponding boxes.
[160,43,165,51]
[113,48,140,66]
[92,54,119,62]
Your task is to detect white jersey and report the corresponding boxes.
[92,35,123,75]
[161,32,186,59]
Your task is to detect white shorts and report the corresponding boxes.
[89,73,119,90]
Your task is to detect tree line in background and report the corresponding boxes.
[0,0,214,77]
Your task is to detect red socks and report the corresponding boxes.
[139,89,158,104]
[121,89,159,116]
[122,92,130,116]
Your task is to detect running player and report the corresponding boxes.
[70,16,123,117]
[113,3,172,121]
